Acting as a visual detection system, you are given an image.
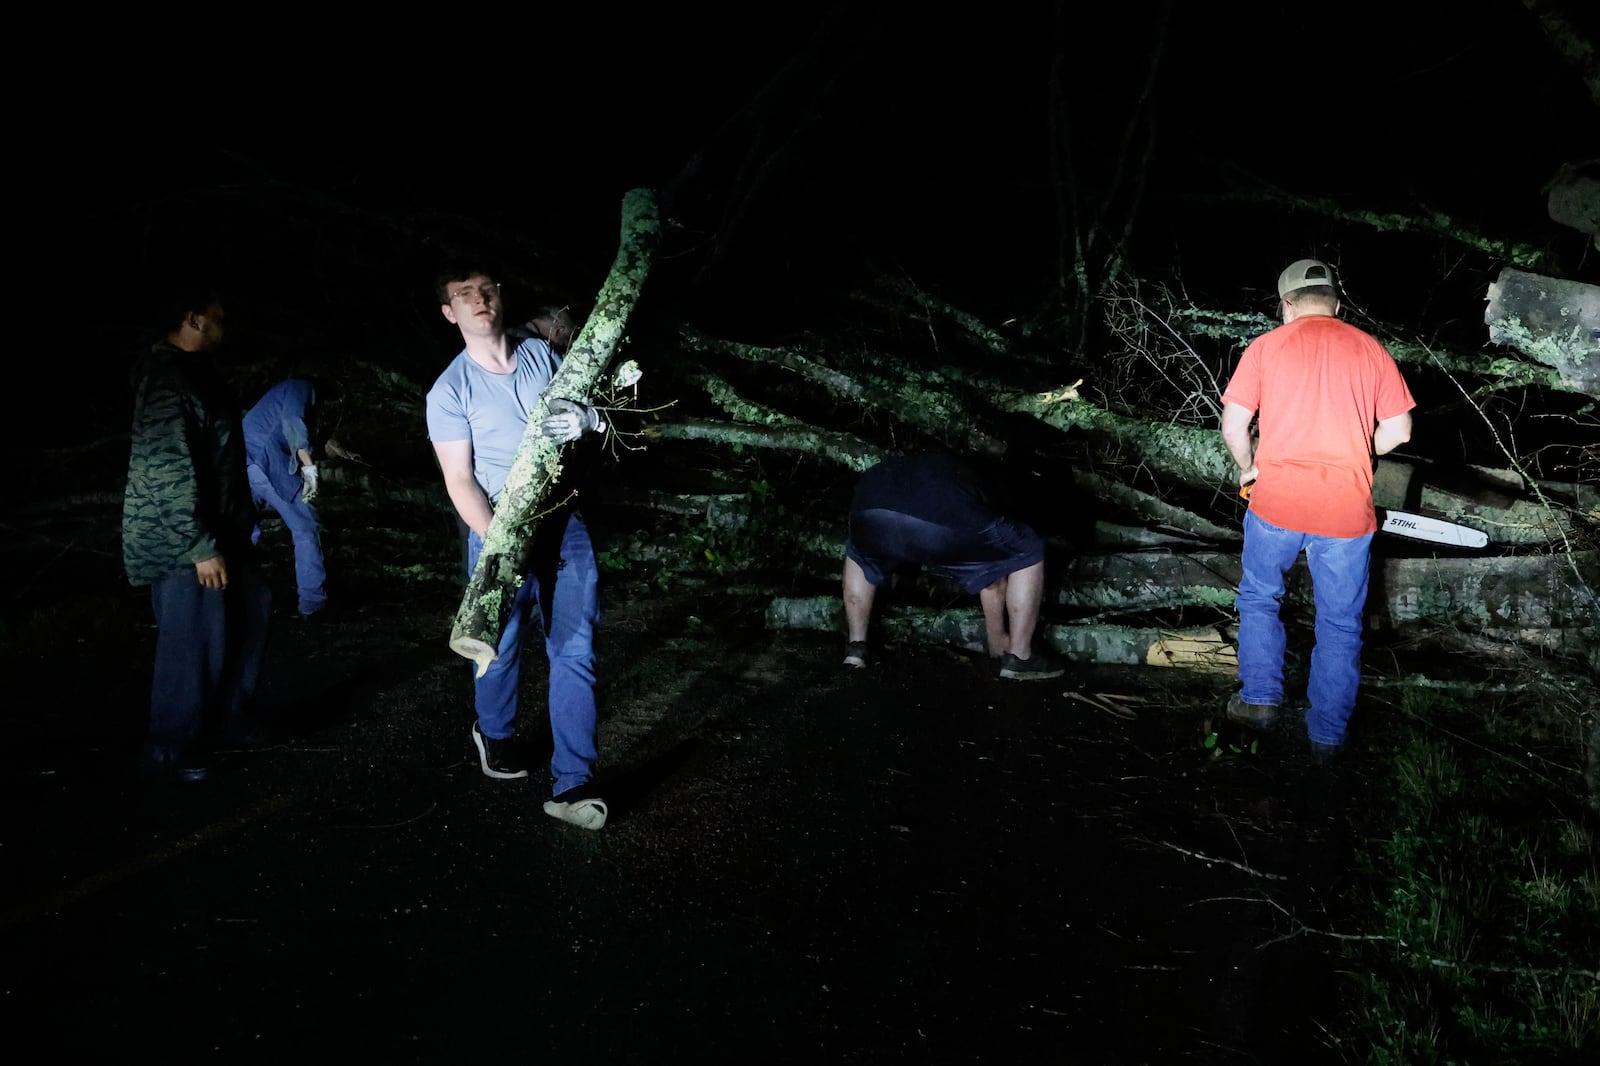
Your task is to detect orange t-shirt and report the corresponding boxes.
[1221,314,1415,537]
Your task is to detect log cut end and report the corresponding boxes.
[450,637,498,678]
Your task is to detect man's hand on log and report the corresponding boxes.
[540,398,607,443]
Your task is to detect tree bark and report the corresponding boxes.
[1071,468,1241,543]
[991,388,1236,486]
[764,549,1599,669]
[666,338,1590,551]
[1545,160,1600,249]
[640,417,886,471]
[449,188,661,672]
[679,329,1012,458]
[763,594,1237,671]
[1484,268,1600,398]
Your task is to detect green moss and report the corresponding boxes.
[1490,314,1595,370]
[700,374,799,426]
[381,563,453,583]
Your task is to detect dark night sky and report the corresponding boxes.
[8,2,1596,433]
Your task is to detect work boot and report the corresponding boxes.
[1225,692,1280,729]
[1309,739,1345,767]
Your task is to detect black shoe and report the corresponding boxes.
[1309,740,1345,767]
[138,744,210,784]
[843,641,870,669]
[471,724,529,780]
[998,651,1065,681]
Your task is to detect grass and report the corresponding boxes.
[1339,681,1600,1063]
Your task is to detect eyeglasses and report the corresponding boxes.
[449,282,501,303]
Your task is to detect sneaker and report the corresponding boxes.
[843,641,870,669]
[998,651,1065,681]
[543,785,608,830]
[1225,692,1280,729]
[471,724,529,780]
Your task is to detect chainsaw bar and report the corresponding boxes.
[1238,484,1488,549]
[1378,509,1489,549]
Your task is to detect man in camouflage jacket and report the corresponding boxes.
[122,285,271,782]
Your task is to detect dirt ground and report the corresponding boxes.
[0,475,1378,1064]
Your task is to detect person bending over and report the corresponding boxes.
[842,452,1064,681]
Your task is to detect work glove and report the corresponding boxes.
[301,463,320,502]
[539,398,605,443]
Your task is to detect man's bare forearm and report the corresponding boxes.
[1373,411,1414,456]
[446,480,494,537]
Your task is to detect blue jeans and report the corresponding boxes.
[466,514,600,796]
[147,562,271,758]
[248,464,328,616]
[1235,511,1373,746]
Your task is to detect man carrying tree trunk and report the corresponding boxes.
[1220,258,1416,764]
[841,452,1065,680]
[425,265,611,831]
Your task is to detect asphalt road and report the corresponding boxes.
[0,599,1355,1064]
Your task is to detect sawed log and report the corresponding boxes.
[448,188,661,673]
[1484,267,1600,399]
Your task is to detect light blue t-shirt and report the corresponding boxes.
[425,337,561,503]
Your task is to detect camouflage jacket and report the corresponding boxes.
[121,341,257,585]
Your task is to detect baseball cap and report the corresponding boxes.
[1277,258,1336,298]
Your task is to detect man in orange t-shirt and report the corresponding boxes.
[1219,258,1416,763]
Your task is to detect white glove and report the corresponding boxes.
[539,398,605,443]
[300,463,320,502]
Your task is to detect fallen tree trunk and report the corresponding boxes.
[763,548,1599,668]
[628,396,1591,560]
[641,417,886,471]
[764,595,1237,672]
[1373,549,1600,633]
[1071,468,1241,544]
[1484,268,1600,398]
[449,188,661,672]
[992,388,1235,486]
[677,324,1595,547]
[1062,550,1240,611]
[679,329,1013,458]
[681,329,1237,485]
[1545,160,1600,249]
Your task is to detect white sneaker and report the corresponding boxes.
[544,795,608,830]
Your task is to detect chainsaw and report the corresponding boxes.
[1238,484,1488,549]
